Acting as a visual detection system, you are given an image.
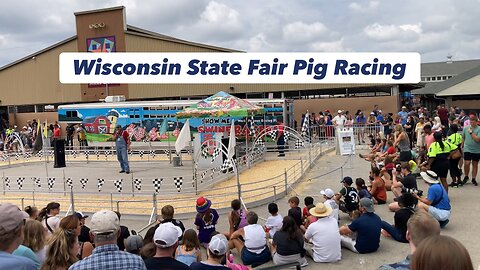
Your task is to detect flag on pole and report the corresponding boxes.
[159,118,168,136]
[43,120,48,139]
[227,121,236,159]
[301,112,310,138]
[175,119,191,154]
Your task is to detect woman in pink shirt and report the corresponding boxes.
[424,125,434,151]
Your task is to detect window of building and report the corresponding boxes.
[16,105,35,113]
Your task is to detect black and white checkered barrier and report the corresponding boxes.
[32,177,41,188]
[47,178,55,190]
[152,178,163,193]
[67,178,73,189]
[133,178,142,191]
[295,139,304,149]
[5,177,10,189]
[80,178,88,189]
[17,177,24,189]
[114,179,123,192]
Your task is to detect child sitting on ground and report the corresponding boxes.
[302,196,314,223]
[175,229,202,266]
[265,203,283,238]
[226,199,248,239]
[287,196,302,228]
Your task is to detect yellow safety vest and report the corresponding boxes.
[448,133,462,146]
[428,141,457,159]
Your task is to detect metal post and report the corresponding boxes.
[21,198,24,210]
[341,166,344,181]
[116,201,120,213]
[152,193,158,221]
[110,193,113,211]
[32,191,35,206]
[2,172,5,195]
[284,169,288,195]
[308,144,312,168]
[168,140,172,164]
[69,189,75,213]
[300,158,303,174]
[237,182,242,201]
[8,153,11,167]
[273,186,277,202]
[63,169,66,196]
[131,173,135,197]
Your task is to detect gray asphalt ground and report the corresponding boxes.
[3,149,479,269]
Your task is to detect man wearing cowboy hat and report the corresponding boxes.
[339,198,382,254]
[304,203,341,263]
[414,170,451,228]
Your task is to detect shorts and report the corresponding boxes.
[399,151,412,162]
[432,160,449,178]
[464,152,480,161]
[428,206,451,221]
[241,246,271,266]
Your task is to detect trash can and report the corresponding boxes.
[173,156,182,167]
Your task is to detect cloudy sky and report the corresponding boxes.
[0,0,479,67]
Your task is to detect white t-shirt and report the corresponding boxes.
[244,224,267,254]
[305,217,341,263]
[265,214,283,238]
[42,215,60,235]
[332,115,347,128]
[324,199,339,221]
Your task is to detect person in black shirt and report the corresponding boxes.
[381,193,417,243]
[75,212,91,243]
[115,211,130,251]
[159,205,185,241]
[335,176,359,218]
[287,196,302,227]
[389,163,418,212]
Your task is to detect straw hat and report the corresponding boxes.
[309,203,333,218]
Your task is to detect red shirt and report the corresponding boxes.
[53,127,61,138]
[386,146,396,155]
[116,130,130,144]
[438,108,448,122]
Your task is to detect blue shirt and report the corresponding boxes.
[0,251,36,270]
[348,212,382,253]
[377,115,384,123]
[398,111,408,126]
[69,244,146,270]
[13,245,40,269]
[356,116,366,124]
[427,184,451,210]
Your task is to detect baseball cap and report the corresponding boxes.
[370,112,375,115]
[90,210,120,235]
[75,211,89,219]
[0,203,28,232]
[125,235,144,253]
[320,188,335,199]
[341,176,353,185]
[208,234,229,255]
[359,198,375,213]
[337,110,342,114]
[154,222,182,248]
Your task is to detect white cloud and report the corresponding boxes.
[364,23,422,41]
[200,1,240,24]
[310,38,351,52]
[349,1,379,12]
[282,21,328,43]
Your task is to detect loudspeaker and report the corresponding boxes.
[54,139,66,168]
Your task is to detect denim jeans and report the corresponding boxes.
[381,221,408,243]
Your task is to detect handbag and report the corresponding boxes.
[450,149,461,160]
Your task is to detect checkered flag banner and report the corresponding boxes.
[17,177,24,190]
[47,178,55,190]
[221,159,234,172]
[105,150,112,159]
[295,139,304,149]
[66,178,73,189]
[211,148,220,163]
[139,150,144,159]
[283,130,290,142]
[97,178,105,192]
[173,177,183,192]
[114,179,123,192]
[24,152,31,160]
[133,178,142,191]
[255,138,265,148]
[249,114,256,137]
[14,153,20,160]
[163,149,170,158]
[210,168,215,180]
[200,171,207,183]
[2,154,8,161]
[37,151,43,159]
[84,151,89,159]
[32,177,41,188]
[72,150,77,158]
[270,130,278,141]
[301,112,310,138]
[5,177,10,189]
[95,150,100,159]
[149,150,155,158]
[129,149,133,156]
[152,178,163,193]
[80,178,88,189]
[49,150,54,157]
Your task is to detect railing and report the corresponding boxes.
[307,124,383,144]
[0,139,336,232]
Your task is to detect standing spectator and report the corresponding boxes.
[47,124,54,147]
[66,124,75,147]
[436,104,449,132]
[381,193,417,243]
[194,197,219,248]
[415,117,426,150]
[22,220,47,264]
[271,216,308,267]
[411,235,473,270]
[114,125,131,174]
[77,125,88,147]
[0,203,36,270]
[304,203,341,263]
[378,210,441,270]
[423,125,434,151]
[404,115,415,149]
[38,202,61,236]
[340,198,382,254]
[175,229,201,266]
[69,210,146,270]
[24,206,38,220]
[432,117,442,132]
[398,106,408,126]
[462,114,480,186]
[287,196,302,228]
[394,125,412,162]
[41,229,79,270]
[228,212,271,267]
[332,110,347,129]
[427,132,458,192]
[448,124,463,187]
[53,125,61,140]
[458,110,469,128]
[356,112,367,143]
[264,203,283,238]
[115,211,131,251]
[226,199,248,239]
[190,234,230,270]
[335,176,359,218]
[276,120,285,157]
[415,171,451,228]
[367,112,377,126]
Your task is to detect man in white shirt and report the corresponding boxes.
[321,188,339,221]
[332,110,347,129]
[304,203,341,263]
